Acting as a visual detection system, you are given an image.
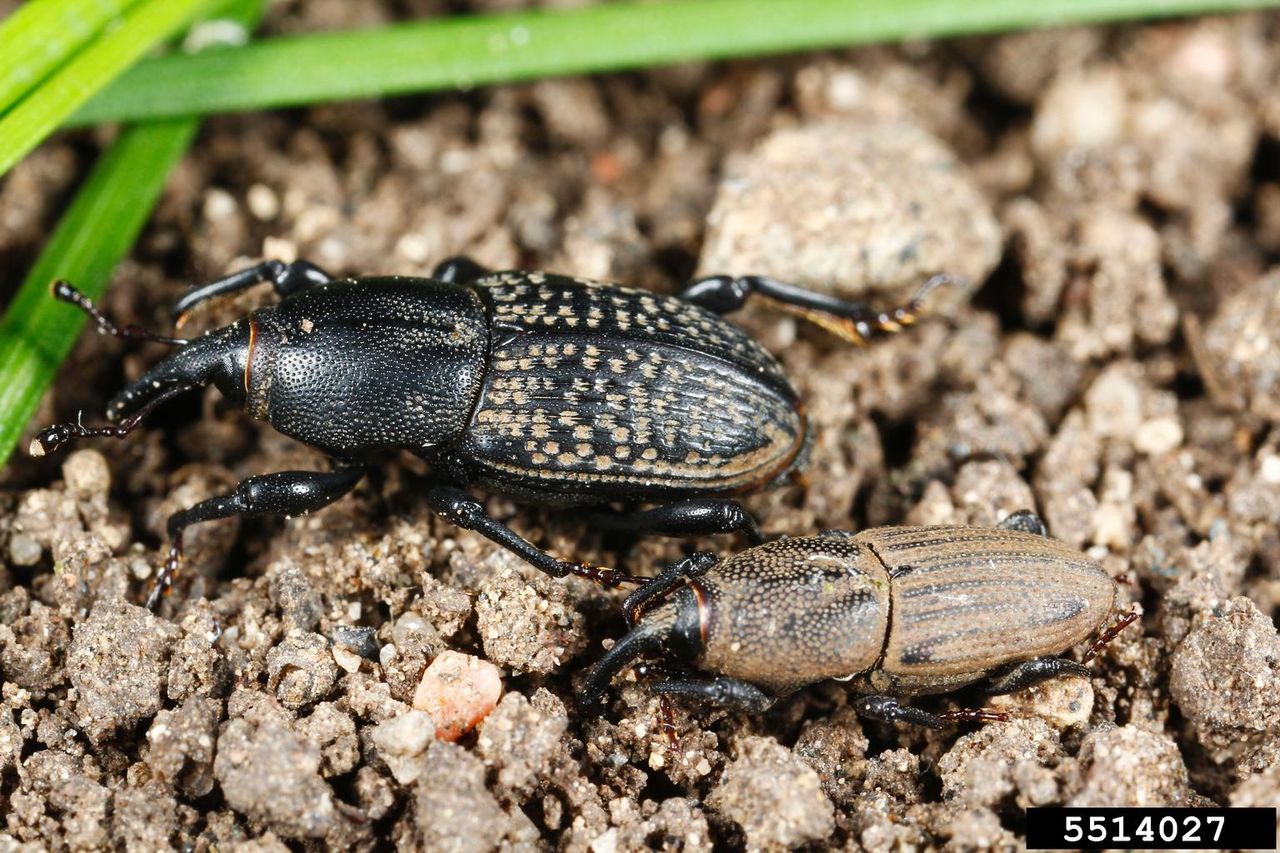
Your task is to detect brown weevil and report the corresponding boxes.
[30,256,954,607]
[581,510,1131,728]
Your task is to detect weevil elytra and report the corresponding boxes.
[581,510,1132,728]
[31,256,954,607]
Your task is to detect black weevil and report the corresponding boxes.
[31,256,952,607]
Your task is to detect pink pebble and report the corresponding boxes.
[413,650,502,741]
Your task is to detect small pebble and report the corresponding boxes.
[1134,416,1184,456]
[413,650,503,742]
[62,450,110,499]
[247,183,280,220]
[332,646,363,674]
[371,710,435,785]
[8,533,42,566]
[202,188,237,222]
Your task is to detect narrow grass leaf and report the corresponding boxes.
[71,0,1280,126]
[0,120,197,467]
[0,0,213,178]
[0,0,148,115]
[0,0,267,469]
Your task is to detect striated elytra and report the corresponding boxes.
[32,256,951,608]
[581,510,1122,729]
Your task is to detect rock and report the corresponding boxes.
[268,563,323,633]
[111,787,182,851]
[0,708,20,775]
[266,631,339,711]
[297,702,359,777]
[1169,597,1280,762]
[987,673,1095,731]
[413,650,502,742]
[707,736,835,850]
[213,715,336,839]
[474,557,586,674]
[61,450,111,501]
[1033,410,1101,549]
[1066,725,1199,806]
[330,624,379,661]
[1084,362,1146,442]
[475,689,569,801]
[1193,270,1280,419]
[698,119,1000,303]
[21,750,111,850]
[0,599,71,691]
[1059,208,1178,359]
[167,601,231,702]
[400,742,510,853]
[611,797,713,853]
[943,807,1021,851]
[66,600,179,743]
[938,719,1065,808]
[146,696,222,797]
[792,706,870,807]
[8,533,41,566]
[1031,68,1128,156]
[371,710,436,785]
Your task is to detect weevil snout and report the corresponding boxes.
[580,586,705,709]
[104,323,252,422]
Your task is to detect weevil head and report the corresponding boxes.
[105,321,252,421]
[578,587,706,709]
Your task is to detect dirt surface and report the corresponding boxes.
[3,3,1280,850]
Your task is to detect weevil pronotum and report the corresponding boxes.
[31,256,955,607]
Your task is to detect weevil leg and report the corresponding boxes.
[148,465,366,609]
[633,660,696,750]
[998,508,1048,537]
[172,259,332,321]
[853,695,1006,728]
[1081,608,1140,663]
[678,273,963,345]
[653,677,776,713]
[425,484,639,588]
[590,499,764,545]
[431,256,492,285]
[980,656,1090,695]
[621,551,717,625]
[936,708,1011,724]
[854,696,949,729]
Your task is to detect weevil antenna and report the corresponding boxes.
[52,280,189,347]
[30,382,191,457]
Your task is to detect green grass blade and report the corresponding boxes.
[0,0,148,116]
[0,0,214,178]
[71,0,1280,126]
[0,119,198,468]
[0,0,267,470]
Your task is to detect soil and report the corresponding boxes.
[2,3,1280,850]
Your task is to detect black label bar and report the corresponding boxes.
[1026,807,1276,850]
